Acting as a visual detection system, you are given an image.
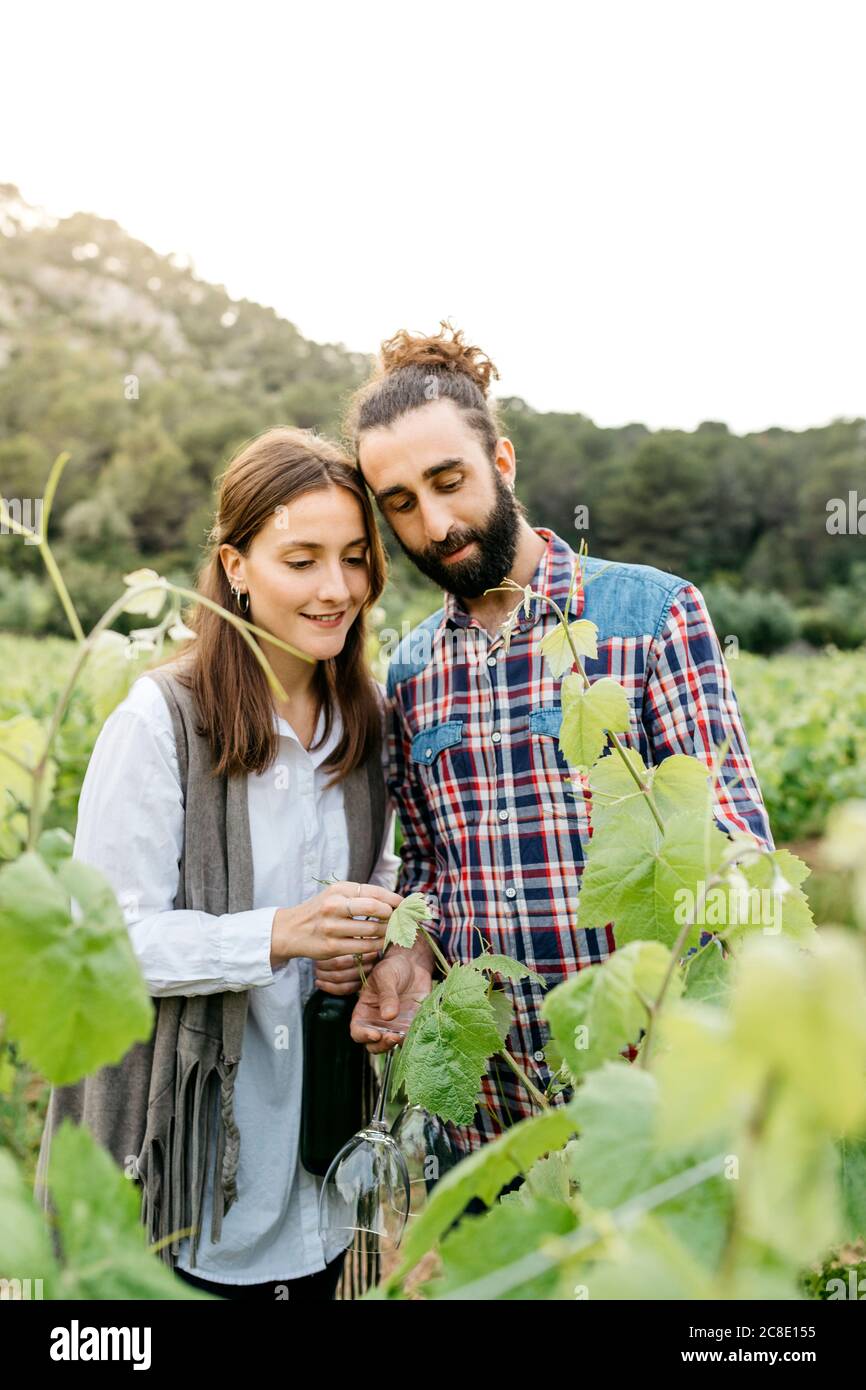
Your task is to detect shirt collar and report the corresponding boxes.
[273,701,342,768]
[442,527,581,634]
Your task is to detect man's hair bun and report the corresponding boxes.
[378,320,500,397]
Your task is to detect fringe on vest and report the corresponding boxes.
[140,1034,244,1269]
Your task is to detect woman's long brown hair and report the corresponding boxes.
[158,426,388,786]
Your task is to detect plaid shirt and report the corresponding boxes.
[385,527,774,1157]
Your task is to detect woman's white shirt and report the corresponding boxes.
[71,672,400,1284]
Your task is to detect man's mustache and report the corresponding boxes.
[426,533,479,561]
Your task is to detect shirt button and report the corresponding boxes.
[424,747,433,758]
[498,809,509,821]
[533,1050,545,1063]
[487,656,497,667]
[491,731,502,743]
[505,887,516,899]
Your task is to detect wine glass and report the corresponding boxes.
[318,1047,411,1263]
[390,1103,459,1209]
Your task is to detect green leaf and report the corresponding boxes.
[734,848,816,944]
[0,715,56,860]
[80,631,139,722]
[429,1196,579,1299]
[653,1001,745,1148]
[539,619,598,679]
[682,938,731,1007]
[466,953,546,988]
[578,1214,718,1301]
[731,929,866,1134]
[47,1121,212,1298]
[578,809,728,949]
[558,676,630,774]
[0,1149,60,1290]
[589,749,712,835]
[490,989,514,1045]
[122,568,167,618]
[384,1106,577,1290]
[740,1094,842,1265]
[0,851,153,1085]
[395,964,504,1124]
[520,1147,574,1205]
[656,930,866,1150]
[571,1063,732,1269]
[36,826,74,870]
[543,941,677,1079]
[384,891,432,950]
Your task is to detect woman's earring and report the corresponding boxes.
[230,584,250,614]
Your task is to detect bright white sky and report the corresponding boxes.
[3,1,864,434]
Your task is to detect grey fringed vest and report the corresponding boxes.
[34,663,386,1269]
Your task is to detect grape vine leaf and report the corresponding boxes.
[490,989,515,1045]
[0,851,153,1085]
[570,1063,732,1269]
[542,940,678,1078]
[539,618,598,679]
[80,630,139,722]
[731,928,866,1134]
[558,675,630,774]
[0,715,57,860]
[734,847,816,943]
[430,1195,579,1300]
[466,953,546,987]
[739,1093,842,1265]
[682,937,731,1007]
[577,809,728,949]
[122,567,166,618]
[390,963,504,1124]
[656,930,866,1149]
[0,1149,60,1288]
[47,1121,212,1298]
[381,1105,577,1292]
[384,891,432,950]
[589,748,713,834]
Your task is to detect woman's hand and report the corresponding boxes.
[315,950,380,996]
[271,881,402,966]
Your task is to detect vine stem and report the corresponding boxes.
[488,579,666,833]
[418,922,451,976]
[0,490,85,642]
[417,924,550,1110]
[497,1044,551,1110]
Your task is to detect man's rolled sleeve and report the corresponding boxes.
[642,581,775,852]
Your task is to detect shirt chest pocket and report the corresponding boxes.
[409,719,478,827]
[410,719,465,767]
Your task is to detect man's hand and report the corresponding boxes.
[350,947,435,1055]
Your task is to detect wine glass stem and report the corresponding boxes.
[374,1048,396,1124]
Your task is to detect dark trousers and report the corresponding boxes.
[174,1251,345,1301]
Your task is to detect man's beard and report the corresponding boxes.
[392,469,522,599]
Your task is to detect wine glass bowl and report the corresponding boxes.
[318,1049,411,1260]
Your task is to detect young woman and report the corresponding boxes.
[35,426,404,1301]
